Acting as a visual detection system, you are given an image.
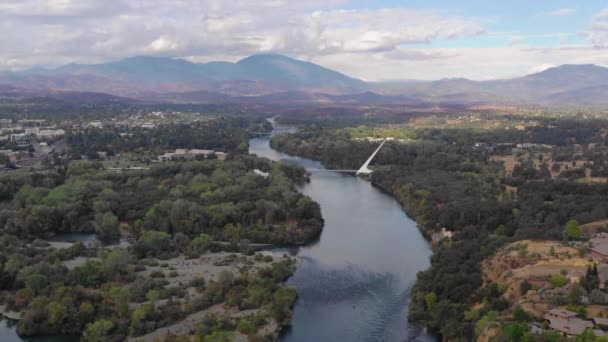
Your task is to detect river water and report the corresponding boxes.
[249,130,436,342]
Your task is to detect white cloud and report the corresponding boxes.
[545,8,576,17]
[147,36,180,53]
[0,1,606,81]
[314,45,608,81]
[586,8,608,48]
[0,0,485,72]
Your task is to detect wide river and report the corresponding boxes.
[249,128,436,342]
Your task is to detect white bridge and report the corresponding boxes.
[307,139,386,176]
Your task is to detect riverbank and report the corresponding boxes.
[250,134,435,341]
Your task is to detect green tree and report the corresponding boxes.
[108,286,131,318]
[47,301,68,325]
[567,219,581,240]
[94,212,120,241]
[134,230,172,257]
[187,233,211,258]
[78,260,103,287]
[146,289,160,310]
[425,292,437,312]
[83,319,114,342]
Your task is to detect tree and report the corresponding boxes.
[94,212,120,241]
[567,284,584,305]
[134,230,172,257]
[591,289,607,304]
[146,289,160,310]
[78,259,104,287]
[519,280,532,295]
[513,306,530,322]
[83,319,114,342]
[567,219,581,240]
[24,273,48,294]
[186,233,211,258]
[108,286,131,318]
[425,292,437,312]
[47,301,68,326]
[237,319,256,335]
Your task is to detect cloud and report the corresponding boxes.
[0,1,606,81]
[313,45,608,81]
[0,0,486,71]
[586,8,608,48]
[544,8,576,17]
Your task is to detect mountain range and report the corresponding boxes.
[1,54,608,107]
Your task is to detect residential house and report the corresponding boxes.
[591,233,608,262]
[543,309,593,336]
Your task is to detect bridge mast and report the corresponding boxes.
[356,139,386,175]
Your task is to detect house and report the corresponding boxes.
[542,283,575,300]
[543,309,593,336]
[593,317,608,327]
[592,244,608,263]
[591,233,608,246]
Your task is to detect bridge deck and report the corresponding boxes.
[306,169,358,172]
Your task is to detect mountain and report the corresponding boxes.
[2,57,608,107]
[6,54,366,96]
[373,64,608,106]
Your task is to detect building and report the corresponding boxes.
[431,227,454,242]
[543,309,593,336]
[18,119,45,124]
[37,129,65,139]
[88,121,103,128]
[591,233,608,246]
[158,149,227,162]
[10,133,29,142]
[592,245,608,262]
[24,127,39,135]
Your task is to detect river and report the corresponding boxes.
[249,128,436,341]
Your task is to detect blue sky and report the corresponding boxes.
[0,1,607,80]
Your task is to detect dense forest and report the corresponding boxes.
[0,156,322,245]
[66,116,272,159]
[270,121,608,340]
[0,116,322,341]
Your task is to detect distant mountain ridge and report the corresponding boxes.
[10,54,366,96]
[2,55,608,107]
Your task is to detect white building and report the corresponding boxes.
[10,133,29,142]
[25,127,39,135]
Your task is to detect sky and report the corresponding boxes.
[1,0,608,80]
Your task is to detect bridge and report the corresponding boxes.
[307,139,386,176]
